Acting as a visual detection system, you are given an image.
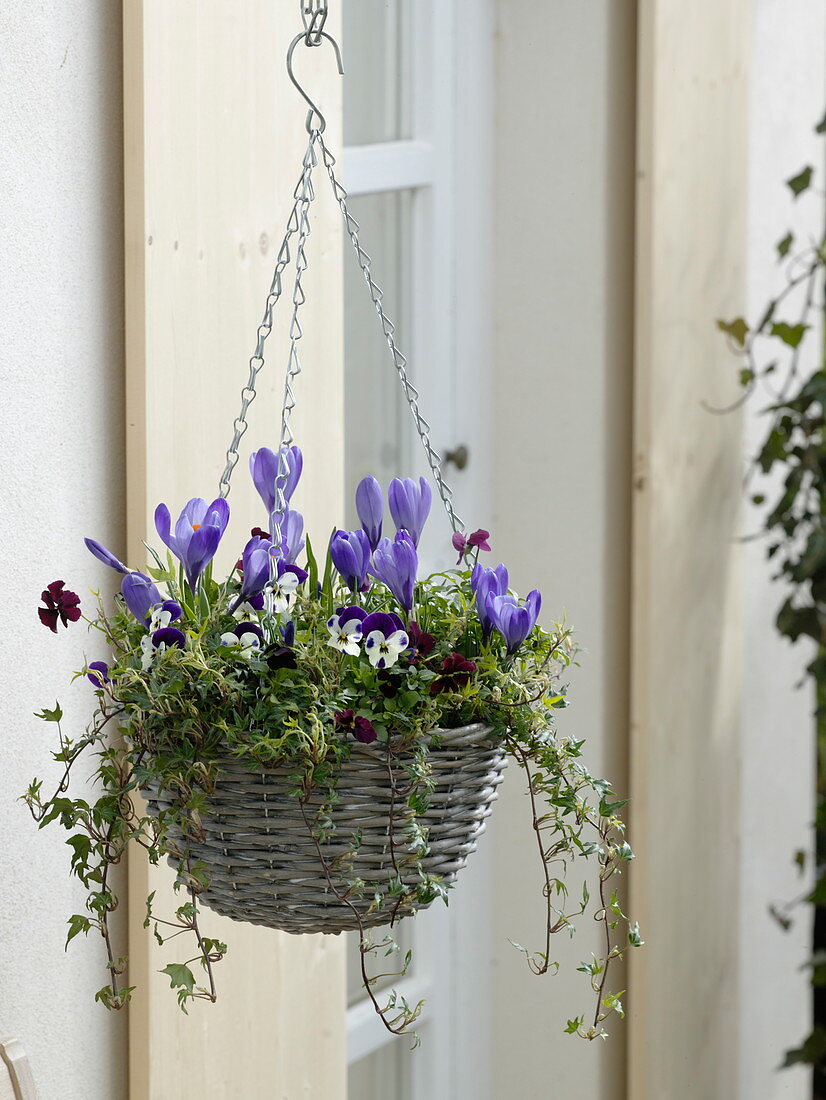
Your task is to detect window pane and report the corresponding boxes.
[348,1043,412,1100]
[342,0,412,146]
[344,189,414,525]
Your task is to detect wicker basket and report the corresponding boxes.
[143,723,507,934]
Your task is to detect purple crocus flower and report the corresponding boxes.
[471,563,509,639]
[232,535,273,611]
[370,531,418,612]
[330,529,372,593]
[271,508,305,565]
[356,476,383,550]
[388,477,432,547]
[121,571,163,623]
[154,497,230,591]
[487,590,542,655]
[84,538,130,575]
[250,445,303,513]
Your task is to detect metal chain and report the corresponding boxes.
[270,132,319,550]
[301,0,328,46]
[218,132,318,499]
[318,132,465,535]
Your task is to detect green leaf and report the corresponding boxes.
[35,703,63,723]
[739,368,754,386]
[776,232,794,260]
[160,963,196,994]
[564,1016,584,1035]
[66,914,91,948]
[817,110,826,135]
[782,1026,826,1068]
[716,317,749,347]
[305,534,319,598]
[786,165,813,197]
[770,321,809,349]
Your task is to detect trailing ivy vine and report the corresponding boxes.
[718,109,826,1082]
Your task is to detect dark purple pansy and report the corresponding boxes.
[406,620,436,659]
[266,645,297,671]
[86,661,111,687]
[151,626,186,650]
[38,581,82,633]
[334,709,378,745]
[430,652,477,694]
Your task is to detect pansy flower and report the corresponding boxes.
[326,606,367,655]
[86,661,111,687]
[269,560,304,614]
[141,625,186,669]
[38,581,82,633]
[452,528,492,564]
[149,600,183,632]
[430,652,477,694]
[334,709,378,745]
[406,620,435,660]
[361,611,409,670]
[219,621,265,659]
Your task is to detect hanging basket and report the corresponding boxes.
[143,724,506,934]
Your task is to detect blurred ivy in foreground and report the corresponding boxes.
[719,109,826,1086]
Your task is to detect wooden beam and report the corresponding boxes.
[123,3,345,1096]
[630,2,750,1096]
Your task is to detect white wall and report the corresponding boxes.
[490,3,636,1098]
[0,4,127,1097]
[739,2,825,1095]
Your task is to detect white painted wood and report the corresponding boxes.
[0,1038,38,1100]
[123,3,346,1097]
[343,140,435,195]
[630,2,751,1097]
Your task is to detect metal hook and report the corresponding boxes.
[286,30,344,134]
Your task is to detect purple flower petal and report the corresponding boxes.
[84,538,130,575]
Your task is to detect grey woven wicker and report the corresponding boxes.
[143,722,506,934]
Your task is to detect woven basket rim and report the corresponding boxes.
[213,721,502,771]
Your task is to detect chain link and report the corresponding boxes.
[218,132,319,499]
[318,133,465,535]
[219,21,464,537]
[270,133,319,550]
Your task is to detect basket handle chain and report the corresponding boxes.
[219,14,465,537]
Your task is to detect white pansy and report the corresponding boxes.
[363,628,410,670]
[149,606,173,632]
[220,630,262,659]
[271,571,300,614]
[326,612,364,656]
[232,600,264,620]
[140,633,155,670]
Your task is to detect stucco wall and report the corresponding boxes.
[739,1,825,1095]
[0,4,127,1097]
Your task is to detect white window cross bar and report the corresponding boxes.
[342,139,435,196]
